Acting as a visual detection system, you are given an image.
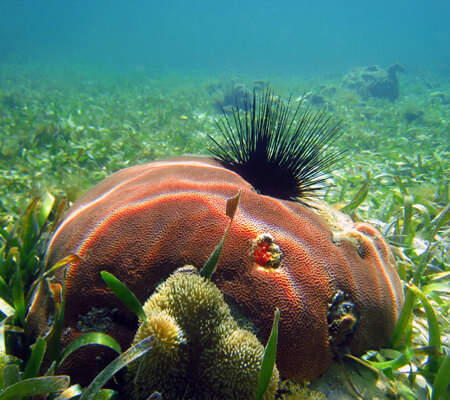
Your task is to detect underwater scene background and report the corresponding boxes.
[0,1,449,399]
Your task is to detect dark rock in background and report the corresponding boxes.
[343,62,405,101]
[208,80,268,112]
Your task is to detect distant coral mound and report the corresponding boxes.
[343,62,405,101]
[208,80,268,112]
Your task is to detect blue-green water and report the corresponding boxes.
[1,0,449,76]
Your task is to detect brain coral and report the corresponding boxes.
[26,88,404,387]
[27,156,403,385]
[125,266,279,400]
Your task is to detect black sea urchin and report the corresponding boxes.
[208,87,344,202]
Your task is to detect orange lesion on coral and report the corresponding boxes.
[251,233,282,269]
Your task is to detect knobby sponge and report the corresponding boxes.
[125,265,279,400]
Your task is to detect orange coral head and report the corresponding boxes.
[26,86,403,386]
[26,157,404,385]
